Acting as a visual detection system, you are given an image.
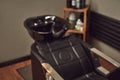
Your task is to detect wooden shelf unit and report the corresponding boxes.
[62,6,89,42]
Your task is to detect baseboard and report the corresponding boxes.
[0,55,31,68]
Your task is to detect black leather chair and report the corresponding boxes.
[31,35,120,80]
[24,15,120,80]
[31,35,100,80]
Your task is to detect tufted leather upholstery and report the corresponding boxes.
[32,35,108,80]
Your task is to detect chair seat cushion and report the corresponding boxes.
[73,72,108,80]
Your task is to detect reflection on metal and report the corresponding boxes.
[42,63,64,80]
[46,72,54,80]
[97,66,110,75]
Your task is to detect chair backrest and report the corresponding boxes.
[37,35,94,80]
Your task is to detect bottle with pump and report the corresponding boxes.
[71,0,76,9]
[82,0,86,8]
[66,0,72,8]
[76,0,81,9]
[76,0,86,9]
[75,19,83,31]
[68,12,76,29]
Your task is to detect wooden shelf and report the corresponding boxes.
[67,29,84,34]
[63,7,89,13]
[62,6,89,42]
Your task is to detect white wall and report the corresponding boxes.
[90,0,120,20]
[89,0,120,62]
[0,0,65,63]
[1,0,120,63]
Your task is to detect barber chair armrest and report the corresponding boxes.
[90,48,120,77]
[90,48,120,68]
[96,66,110,76]
[42,63,64,80]
[96,66,120,80]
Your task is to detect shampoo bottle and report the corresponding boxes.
[68,12,76,29]
[75,19,83,31]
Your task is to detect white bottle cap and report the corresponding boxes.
[76,19,83,25]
